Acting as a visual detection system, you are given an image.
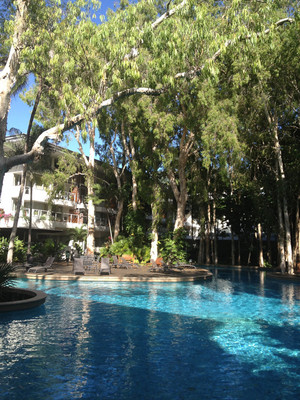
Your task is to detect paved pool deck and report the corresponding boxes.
[16,262,213,282]
[14,262,300,283]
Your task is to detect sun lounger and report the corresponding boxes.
[112,255,131,269]
[150,258,169,272]
[27,256,55,273]
[112,255,119,268]
[150,260,161,272]
[172,262,197,270]
[73,258,85,275]
[120,257,134,269]
[80,255,98,273]
[100,257,111,275]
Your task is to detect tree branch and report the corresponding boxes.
[3,15,294,173]
[175,17,294,80]
[124,0,188,60]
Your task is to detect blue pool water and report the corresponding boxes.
[0,268,299,400]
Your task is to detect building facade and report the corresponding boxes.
[0,137,114,250]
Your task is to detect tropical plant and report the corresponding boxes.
[0,236,26,262]
[0,237,8,262]
[160,228,187,265]
[0,263,16,301]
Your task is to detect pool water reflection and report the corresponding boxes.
[0,268,299,399]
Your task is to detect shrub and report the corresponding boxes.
[160,228,187,265]
[0,237,8,262]
[109,236,133,257]
[0,263,16,300]
[0,237,26,263]
[13,237,26,262]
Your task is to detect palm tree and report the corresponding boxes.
[68,226,87,256]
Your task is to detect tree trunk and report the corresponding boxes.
[150,181,162,261]
[107,211,113,244]
[247,236,253,266]
[257,222,264,268]
[0,0,27,138]
[265,107,294,274]
[166,124,193,231]
[237,235,241,265]
[276,185,286,274]
[109,132,125,241]
[275,130,294,274]
[27,180,33,255]
[167,166,187,231]
[0,1,28,198]
[197,234,205,264]
[6,79,41,262]
[7,166,27,263]
[76,124,96,255]
[86,174,95,255]
[266,230,272,266]
[294,195,300,272]
[121,121,139,211]
[205,202,211,264]
[150,227,159,262]
[114,199,123,241]
[212,195,218,265]
[231,226,235,266]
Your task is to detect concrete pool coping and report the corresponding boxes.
[13,262,213,282]
[0,288,47,312]
[12,262,300,283]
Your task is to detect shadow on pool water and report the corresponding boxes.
[0,283,299,400]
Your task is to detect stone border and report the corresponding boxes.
[23,271,213,282]
[0,288,47,312]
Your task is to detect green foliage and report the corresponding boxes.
[13,237,26,262]
[69,226,87,243]
[123,210,149,252]
[31,238,65,259]
[160,228,187,265]
[0,263,16,299]
[108,236,133,257]
[74,243,84,256]
[0,237,8,262]
[0,237,26,262]
[105,234,150,263]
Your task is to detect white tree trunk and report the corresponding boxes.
[86,177,95,255]
[276,186,286,273]
[294,196,300,272]
[150,228,159,261]
[274,126,293,274]
[114,199,123,241]
[257,222,264,268]
[205,202,211,264]
[174,199,186,230]
[294,196,300,271]
[231,226,235,266]
[76,124,96,255]
[212,196,218,265]
[150,181,162,261]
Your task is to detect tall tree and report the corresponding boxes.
[2,0,295,198]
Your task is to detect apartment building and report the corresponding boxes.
[0,136,114,249]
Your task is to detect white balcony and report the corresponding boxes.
[0,208,109,232]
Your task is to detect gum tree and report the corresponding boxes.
[1,0,297,258]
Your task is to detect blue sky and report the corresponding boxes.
[7,0,118,154]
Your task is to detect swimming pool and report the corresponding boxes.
[0,268,299,399]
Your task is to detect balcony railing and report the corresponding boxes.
[21,208,107,228]
[54,191,76,202]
